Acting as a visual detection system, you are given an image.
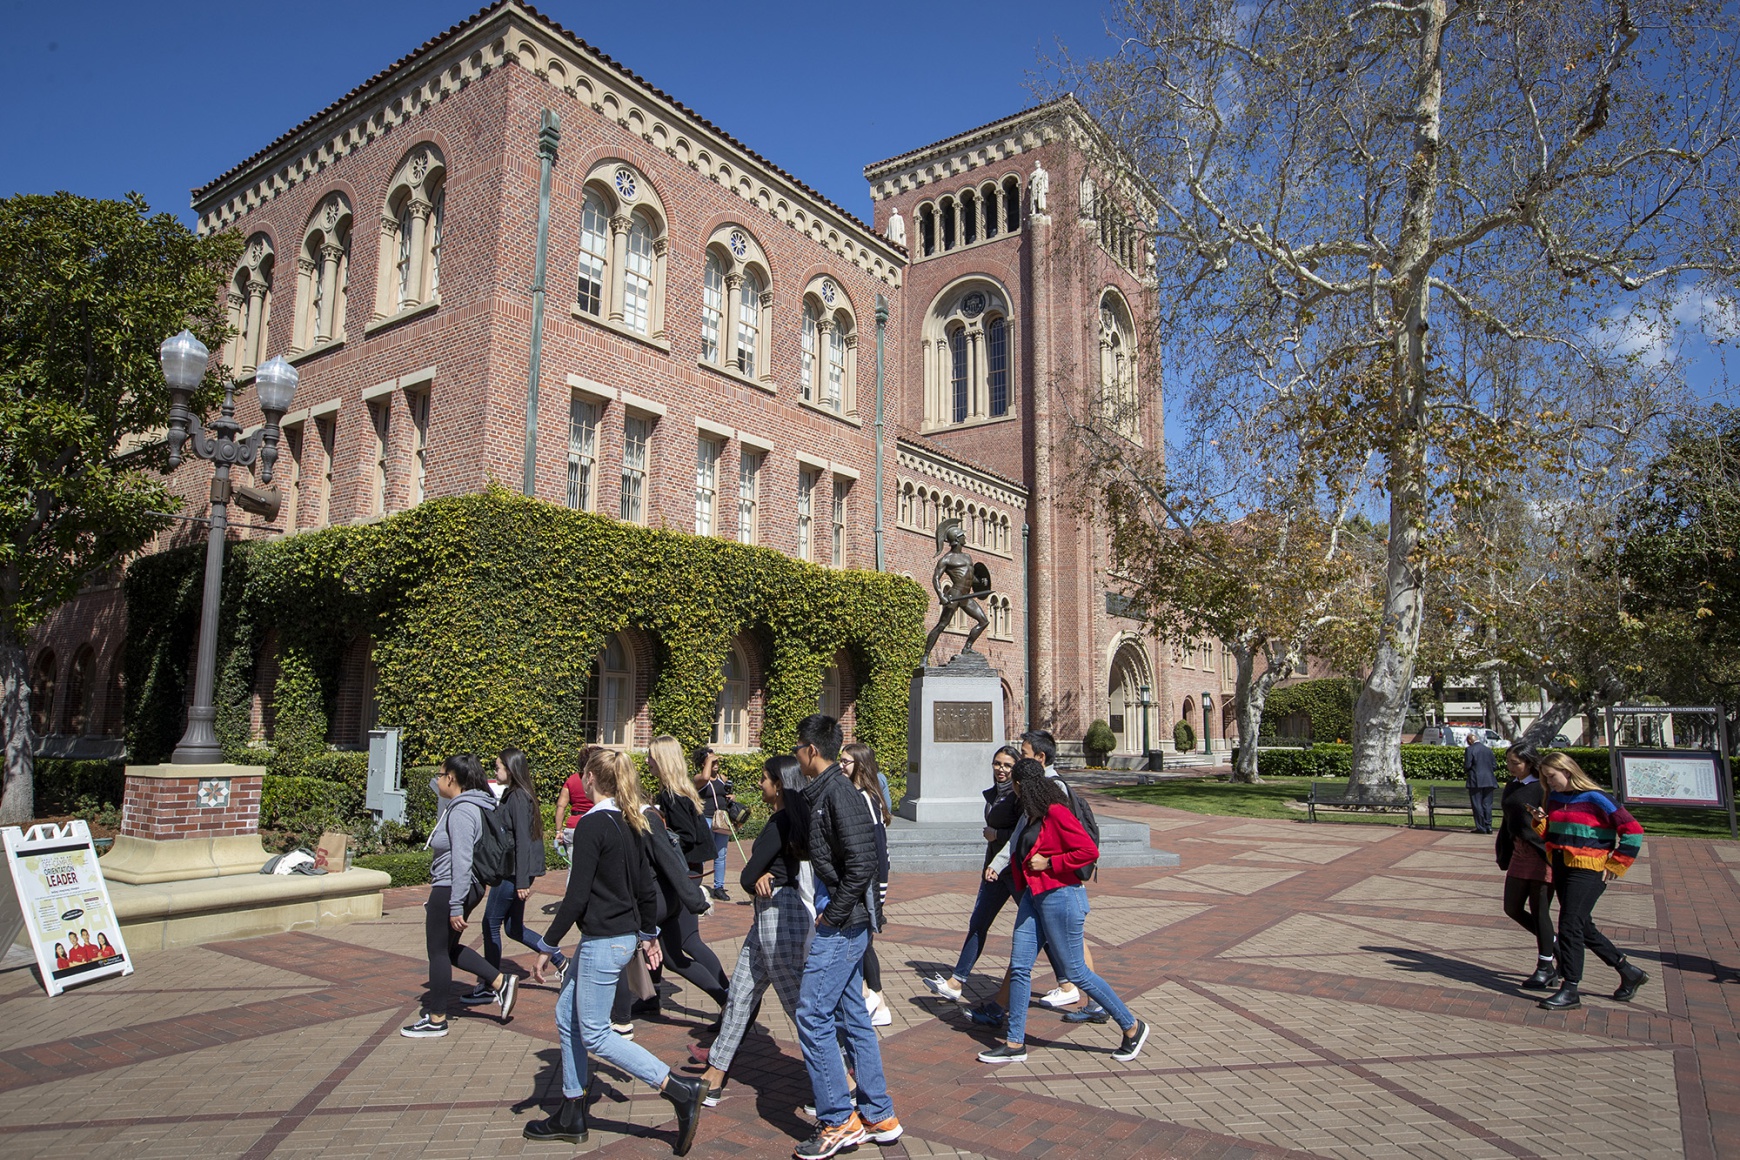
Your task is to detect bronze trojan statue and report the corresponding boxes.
[924,518,992,662]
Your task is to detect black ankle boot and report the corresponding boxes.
[1538,980,1581,1010]
[661,1074,705,1156]
[523,1095,588,1143]
[1613,959,1650,1002]
[1521,962,1560,990]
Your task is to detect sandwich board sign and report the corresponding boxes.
[1,821,133,996]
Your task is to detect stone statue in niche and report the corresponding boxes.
[886,207,906,246]
[1029,161,1049,215]
[924,518,992,662]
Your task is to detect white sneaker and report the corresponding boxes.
[1036,984,1081,1009]
[924,975,964,1002]
[867,991,892,1027]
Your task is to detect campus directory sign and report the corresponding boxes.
[1,821,133,997]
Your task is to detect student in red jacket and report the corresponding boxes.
[976,759,1148,1065]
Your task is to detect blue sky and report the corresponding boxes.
[0,0,1111,227]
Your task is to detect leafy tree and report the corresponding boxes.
[0,193,238,824]
[1064,0,1739,796]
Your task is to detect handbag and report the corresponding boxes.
[621,942,657,1000]
[712,808,732,835]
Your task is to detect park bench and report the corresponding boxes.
[1306,781,1416,826]
[1426,785,1478,830]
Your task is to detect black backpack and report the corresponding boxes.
[1060,778,1101,881]
[469,801,515,888]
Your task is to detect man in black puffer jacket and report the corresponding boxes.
[790,714,902,1159]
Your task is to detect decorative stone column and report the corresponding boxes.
[101,763,270,884]
[242,279,268,374]
[404,199,433,309]
[318,242,345,342]
[607,215,631,323]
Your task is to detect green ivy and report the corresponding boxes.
[353,850,434,887]
[127,489,927,803]
[1258,678,1361,745]
[259,774,367,832]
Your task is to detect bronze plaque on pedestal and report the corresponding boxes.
[933,701,994,743]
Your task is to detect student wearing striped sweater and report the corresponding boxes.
[1530,753,1649,1011]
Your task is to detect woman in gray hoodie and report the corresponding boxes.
[402,754,521,1038]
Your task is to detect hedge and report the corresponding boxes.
[1234,745,1619,782]
[126,488,926,804]
[33,760,126,814]
[260,774,367,833]
[1258,678,1361,745]
[354,850,433,887]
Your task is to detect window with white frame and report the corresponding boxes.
[735,271,762,376]
[368,401,389,515]
[576,192,609,316]
[567,396,598,510]
[375,145,445,320]
[586,635,633,746]
[801,279,857,413]
[701,253,725,362]
[428,187,444,297]
[1100,292,1139,438]
[800,302,819,401]
[712,645,747,747]
[621,414,650,524]
[797,469,816,561]
[826,322,846,411]
[622,213,656,334]
[695,436,721,535]
[295,193,352,352]
[737,450,761,545]
[831,479,848,567]
[818,660,843,719]
[408,390,429,505]
[924,282,1015,429]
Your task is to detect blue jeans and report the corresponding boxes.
[796,923,894,1127]
[1007,886,1135,1045]
[554,934,671,1099]
[712,830,730,891]
[481,879,558,969]
[952,871,1013,980]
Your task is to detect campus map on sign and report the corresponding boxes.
[1,820,133,997]
[1619,752,1725,808]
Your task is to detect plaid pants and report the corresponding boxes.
[708,886,813,1073]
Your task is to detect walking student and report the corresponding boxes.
[791,714,902,1159]
[1495,743,1557,989]
[842,742,893,1027]
[694,746,737,901]
[403,754,520,1038]
[554,746,598,858]
[926,745,1021,1003]
[977,758,1148,1066]
[523,750,706,1154]
[1532,752,1648,1011]
[696,754,814,1105]
[1464,731,1499,834]
[464,748,564,1006]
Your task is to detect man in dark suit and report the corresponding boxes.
[1464,733,1499,833]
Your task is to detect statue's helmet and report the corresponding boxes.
[935,518,966,551]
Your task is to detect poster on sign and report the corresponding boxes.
[1,821,133,997]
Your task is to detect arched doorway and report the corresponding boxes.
[1107,641,1152,755]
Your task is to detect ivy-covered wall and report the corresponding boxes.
[1258,678,1361,745]
[125,488,928,795]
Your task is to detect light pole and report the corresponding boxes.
[158,330,297,764]
[1138,683,1152,759]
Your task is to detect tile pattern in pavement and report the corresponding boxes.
[1,794,1735,1160]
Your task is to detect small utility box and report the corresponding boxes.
[366,728,406,824]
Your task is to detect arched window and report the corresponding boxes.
[918,204,936,257]
[712,644,748,748]
[295,193,352,352]
[586,635,634,746]
[819,662,843,720]
[825,315,847,410]
[801,277,856,414]
[576,191,610,316]
[1003,177,1022,233]
[961,189,978,245]
[375,145,445,321]
[800,301,819,401]
[622,212,656,335]
[981,183,999,239]
[29,650,55,737]
[701,253,725,362]
[939,197,956,250]
[735,269,762,375]
[1100,291,1139,438]
[225,236,274,376]
[63,647,95,735]
[924,280,1014,429]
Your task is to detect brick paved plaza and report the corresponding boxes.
[3,797,1736,1159]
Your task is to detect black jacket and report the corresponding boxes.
[657,789,711,865]
[637,805,710,920]
[983,785,1021,870]
[1499,778,1549,857]
[543,808,659,944]
[500,786,547,890]
[805,764,879,930]
[741,809,803,894]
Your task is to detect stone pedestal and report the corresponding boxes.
[103,763,270,884]
[898,651,1005,825]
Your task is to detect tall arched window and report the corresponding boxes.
[576,191,609,316]
[735,270,762,376]
[63,647,94,735]
[801,278,856,413]
[987,316,1009,417]
[940,197,957,250]
[586,635,634,746]
[29,650,55,737]
[225,236,274,377]
[295,193,352,351]
[949,329,968,423]
[375,145,446,321]
[700,226,771,382]
[712,645,747,747]
[825,315,847,411]
[1003,177,1022,233]
[1100,291,1139,438]
[924,280,1014,429]
[800,301,819,400]
[623,213,656,335]
[918,204,936,256]
[819,662,843,720]
[701,253,725,362]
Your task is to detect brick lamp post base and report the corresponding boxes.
[101,763,271,885]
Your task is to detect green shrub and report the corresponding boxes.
[354,850,433,887]
[261,775,366,833]
[298,750,370,788]
[405,767,439,837]
[1172,719,1197,753]
[126,489,925,802]
[1083,720,1117,765]
[33,760,126,814]
[1258,678,1360,744]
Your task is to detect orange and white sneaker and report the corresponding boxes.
[863,1114,903,1144]
[794,1113,868,1159]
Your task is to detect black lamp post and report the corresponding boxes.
[1139,683,1152,756]
[158,330,297,764]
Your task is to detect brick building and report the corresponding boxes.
[27,0,1241,768]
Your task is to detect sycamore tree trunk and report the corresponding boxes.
[1518,696,1583,748]
[1231,648,1283,785]
[0,623,35,826]
[1484,669,1520,739]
